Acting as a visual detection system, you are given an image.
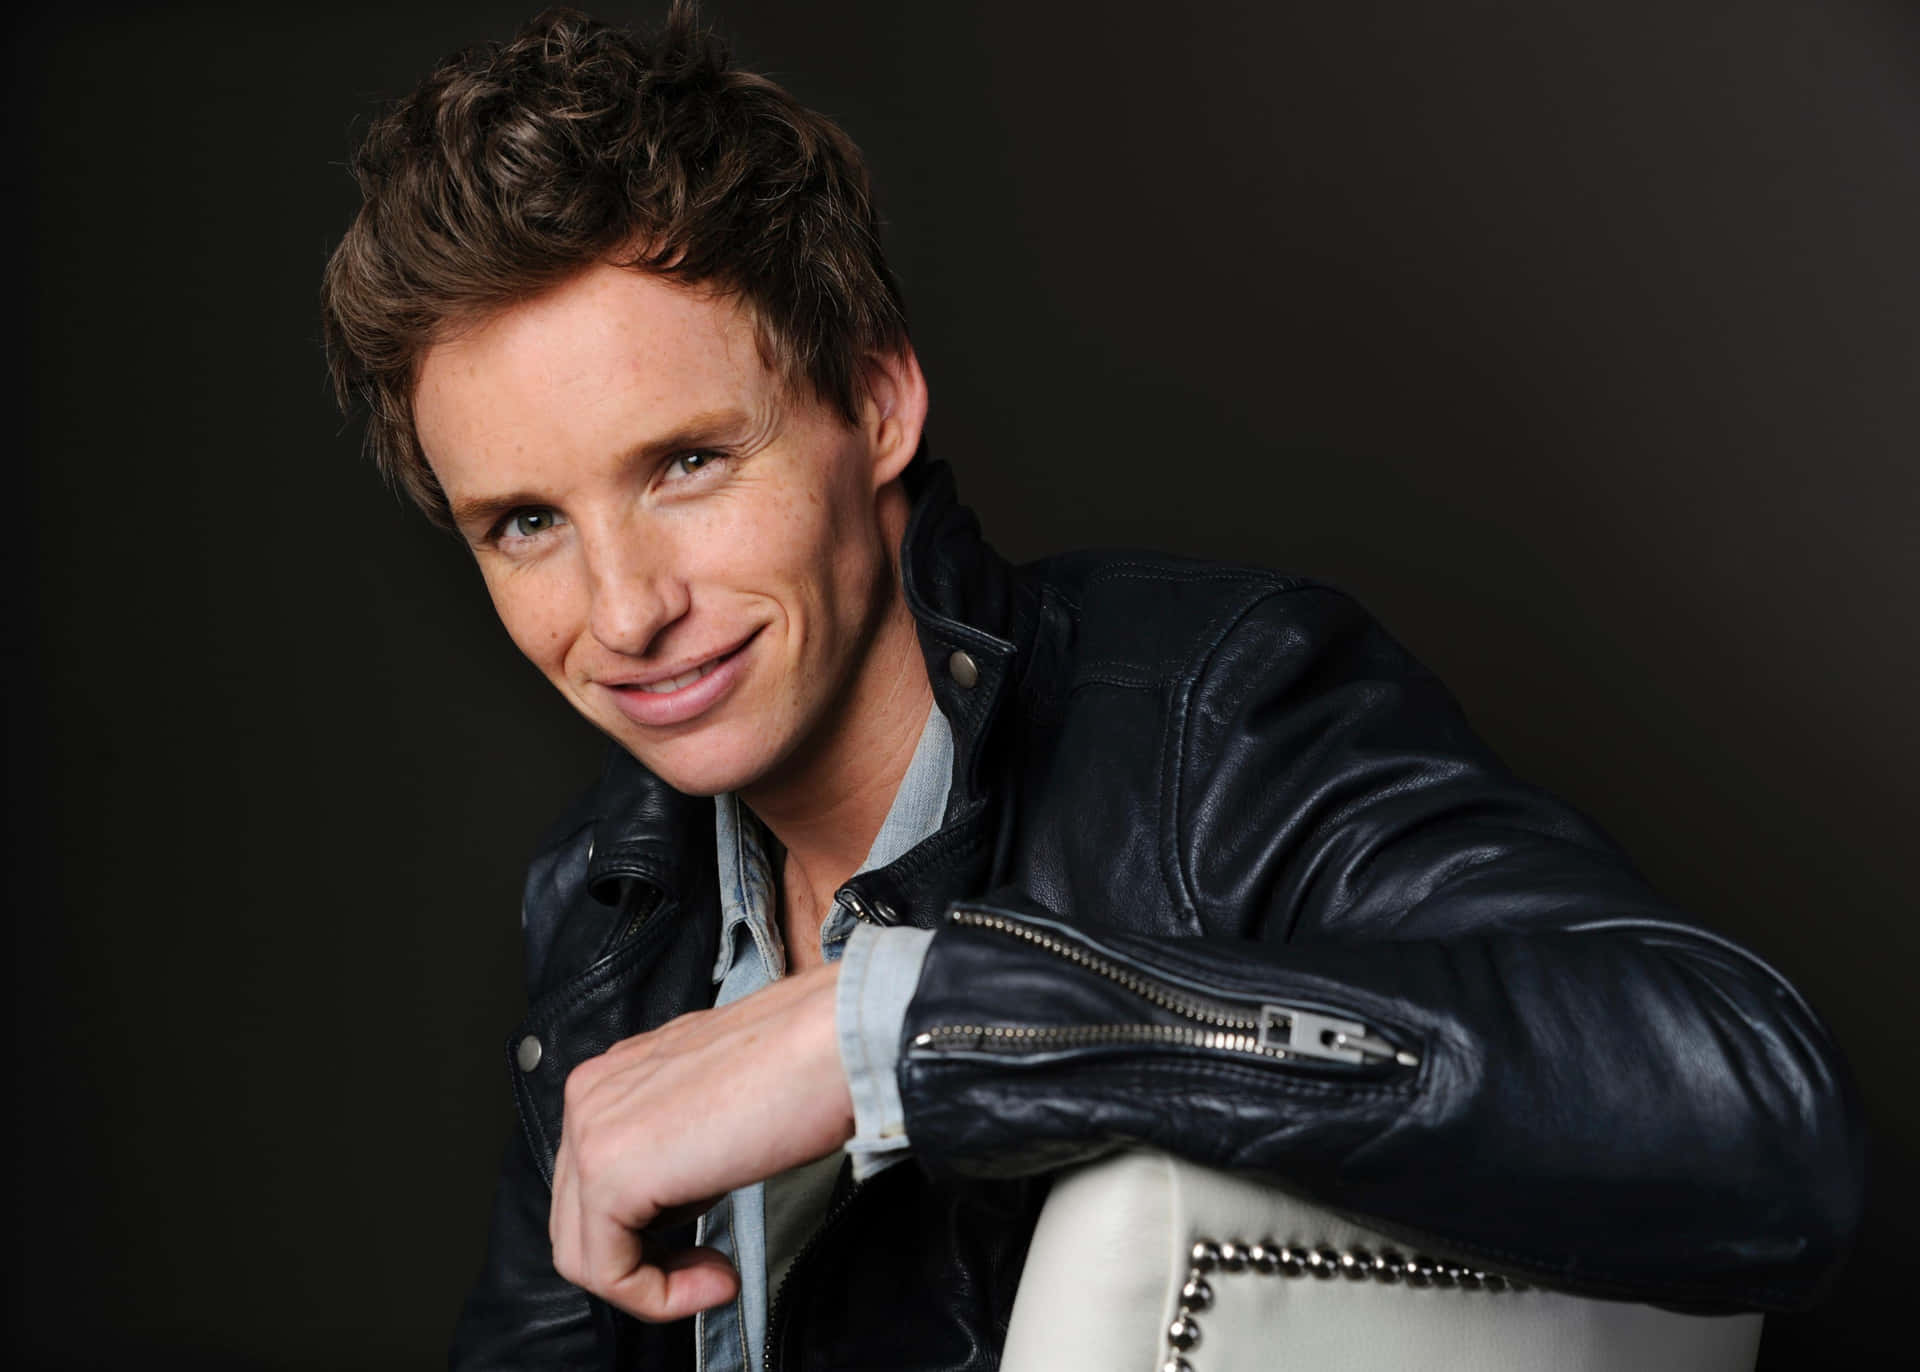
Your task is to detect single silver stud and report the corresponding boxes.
[1480,1273,1508,1293]
[948,649,980,688]
[1407,1259,1436,1288]
[1167,1316,1201,1352]
[1310,1247,1341,1279]
[1276,1244,1305,1277]
[1456,1269,1483,1290]
[1248,1240,1279,1275]
[1180,1276,1214,1312]
[1218,1240,1247,1273]
[1190,1241,1220,1273]
[515,1035,543,1072]
[1161,1360,1194,1372]
[1340,1248,1372,1280]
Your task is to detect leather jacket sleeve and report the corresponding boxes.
[895,584,1864,1312]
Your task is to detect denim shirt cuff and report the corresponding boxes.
[835,921,935,1180]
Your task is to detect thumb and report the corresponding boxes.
[605,1242,741,1324]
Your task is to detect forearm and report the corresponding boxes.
[895,898,1863,1312]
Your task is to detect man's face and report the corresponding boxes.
[414,263,918,798]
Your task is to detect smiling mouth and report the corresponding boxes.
[619,632,757,696]
[636,660,723,694]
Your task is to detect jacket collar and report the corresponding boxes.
[897,457,1023,821]
[584,456,1027,926]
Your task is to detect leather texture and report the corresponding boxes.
[450,457,1863,1370]
[1001,1150,1763,1372]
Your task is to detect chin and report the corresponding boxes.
[617,727,783,799]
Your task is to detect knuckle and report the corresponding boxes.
[608,1028,655,1057]
[569,1117,621,1177]
[658,1009,707,1042]
[563,1059,600,1110]
[573,1131,607,1174]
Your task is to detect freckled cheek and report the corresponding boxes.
[752,523,832,646]
[486,574,580,681]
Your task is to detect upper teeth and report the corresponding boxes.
[639,660,720,694]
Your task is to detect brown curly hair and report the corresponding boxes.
[320,3,910,527]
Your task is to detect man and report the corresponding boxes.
[321,6,1861,1369]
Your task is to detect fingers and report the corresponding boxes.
[576,1206,652,1308]
[546,963,850,1319]
[604,1242,741,1323]
[553,1134,739,1321]
[560,1207,741,1322]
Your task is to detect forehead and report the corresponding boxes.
[413,264,774,473]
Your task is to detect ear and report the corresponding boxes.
[858,345,930,489]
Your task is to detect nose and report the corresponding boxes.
[581,519,691,657]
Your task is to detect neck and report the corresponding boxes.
[741,488,933,941]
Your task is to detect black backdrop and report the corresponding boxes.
[10,1,1916,1365]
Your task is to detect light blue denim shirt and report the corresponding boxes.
[694,703,948,1372]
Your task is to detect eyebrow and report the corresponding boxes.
[446,407,762,534]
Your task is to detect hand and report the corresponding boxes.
[549,962,854,1322]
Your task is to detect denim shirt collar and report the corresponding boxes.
[711,700,955,985]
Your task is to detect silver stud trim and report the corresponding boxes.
[1167,1315,1201,1352]
[1164,1233,1530,1369]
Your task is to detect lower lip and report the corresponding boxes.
[603,634,757,728]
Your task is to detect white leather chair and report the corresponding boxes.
[1001,1151,1763,1372]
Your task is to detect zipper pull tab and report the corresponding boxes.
[1261,1006,1420,1067]
[834,886,898,927]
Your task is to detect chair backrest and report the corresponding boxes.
[1001,1151,1762,1372]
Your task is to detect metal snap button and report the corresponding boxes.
[515,1035,543,1072]
[947,649,979,688]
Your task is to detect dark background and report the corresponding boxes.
[10,0,1915,1365]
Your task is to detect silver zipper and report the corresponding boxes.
[591,869,661,946]
[763,1172,866,1372]
[911,909,1418,1068]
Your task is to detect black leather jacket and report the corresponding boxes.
[452,460,1862,1370]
